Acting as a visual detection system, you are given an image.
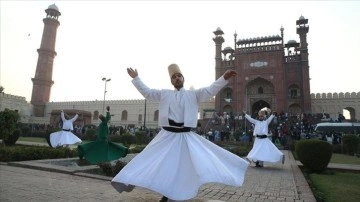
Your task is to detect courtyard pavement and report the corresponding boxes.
[1,141,359,202]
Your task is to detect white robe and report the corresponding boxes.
[111,75,249,201]
[245,114,283,163]
[50,111,82,147]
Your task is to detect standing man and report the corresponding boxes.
[50,110,82,148]
[111,64,249,202]
[244,108,285,167]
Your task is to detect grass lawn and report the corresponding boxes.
[18,137,47,143]
[331,153,360,165]
[309,172,360,202]
[296,151,360,202]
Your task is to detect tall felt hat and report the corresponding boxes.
[168,64,182,78]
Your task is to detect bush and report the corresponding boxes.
[3,129,21,146]
[135,131,147,145]
[129,145,146,153]
[98,160,127,177]
[0,109,20,142]
[84,128,97,141]
[20,126,31,137]
[119,134,136,147]
[0,144,78,162]
[289,139,296,151]
[342,134,360,155]
[217,142,252,157]
[109,135,122,143]
[295,139,332,173]
[30,131,49,138]
[331,144,343,154]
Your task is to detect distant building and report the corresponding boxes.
[213,16,311,117]
[0,5,358,130]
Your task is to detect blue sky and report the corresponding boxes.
[1,1,359,102]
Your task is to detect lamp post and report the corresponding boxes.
[102,77,111,114]
[244,87,247,134]
[143,99,147,129]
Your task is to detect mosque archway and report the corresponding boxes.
[344,107,356,121]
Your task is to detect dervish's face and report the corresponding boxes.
[258,112,265,120]
[171,73,184,90]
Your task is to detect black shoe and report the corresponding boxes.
[159,196,168,202]
[255,161,263,167]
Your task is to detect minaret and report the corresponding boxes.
[296,15,311,113]
[213,28,225,113]
[31,4,61,117]
[213,27,224,80]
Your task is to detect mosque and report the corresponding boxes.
[1,4,359,130]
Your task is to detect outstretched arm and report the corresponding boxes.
[70,113,79,122]
[127,67,162,102]
[243,112,257,124]
[61,110,65,121]
[196,69,238,102]
[105,106,111,122]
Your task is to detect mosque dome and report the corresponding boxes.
[288,40,297,44]
[48,4,59,12]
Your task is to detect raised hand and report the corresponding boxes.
[127,67,138,78]
[223,70,237,80]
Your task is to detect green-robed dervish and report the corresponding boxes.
[78,106,128,164]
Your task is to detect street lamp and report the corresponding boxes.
[143,99,147,129]
[102,77,111,114]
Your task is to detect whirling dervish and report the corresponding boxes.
[50,110,82,148]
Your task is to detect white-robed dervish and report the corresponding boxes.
[244,108,285,167]
[111,64,249,202]
[50,110,82,148]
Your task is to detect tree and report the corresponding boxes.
[0,86,4,93]
[0,109,20,145]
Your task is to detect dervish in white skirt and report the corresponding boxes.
[50,110,82,148]
[244,108,285,167]
[111,64,249,202]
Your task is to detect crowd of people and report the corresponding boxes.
[201,110,349,147]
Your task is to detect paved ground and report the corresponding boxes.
[1,141,359,202]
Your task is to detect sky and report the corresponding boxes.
[1,0,360,102]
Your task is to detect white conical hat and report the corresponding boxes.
[261,107,271,112]
[168,63,182,78]
[258,107,271,116]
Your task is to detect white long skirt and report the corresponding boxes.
[50,130,82,148]
[246,137,283,163]
[111,129,249,201]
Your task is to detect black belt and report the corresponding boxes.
[163,119,191,133]
[168,119,184,127]
[62,129,71,131]
[163,127,191,133]
[256,134,268,139]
